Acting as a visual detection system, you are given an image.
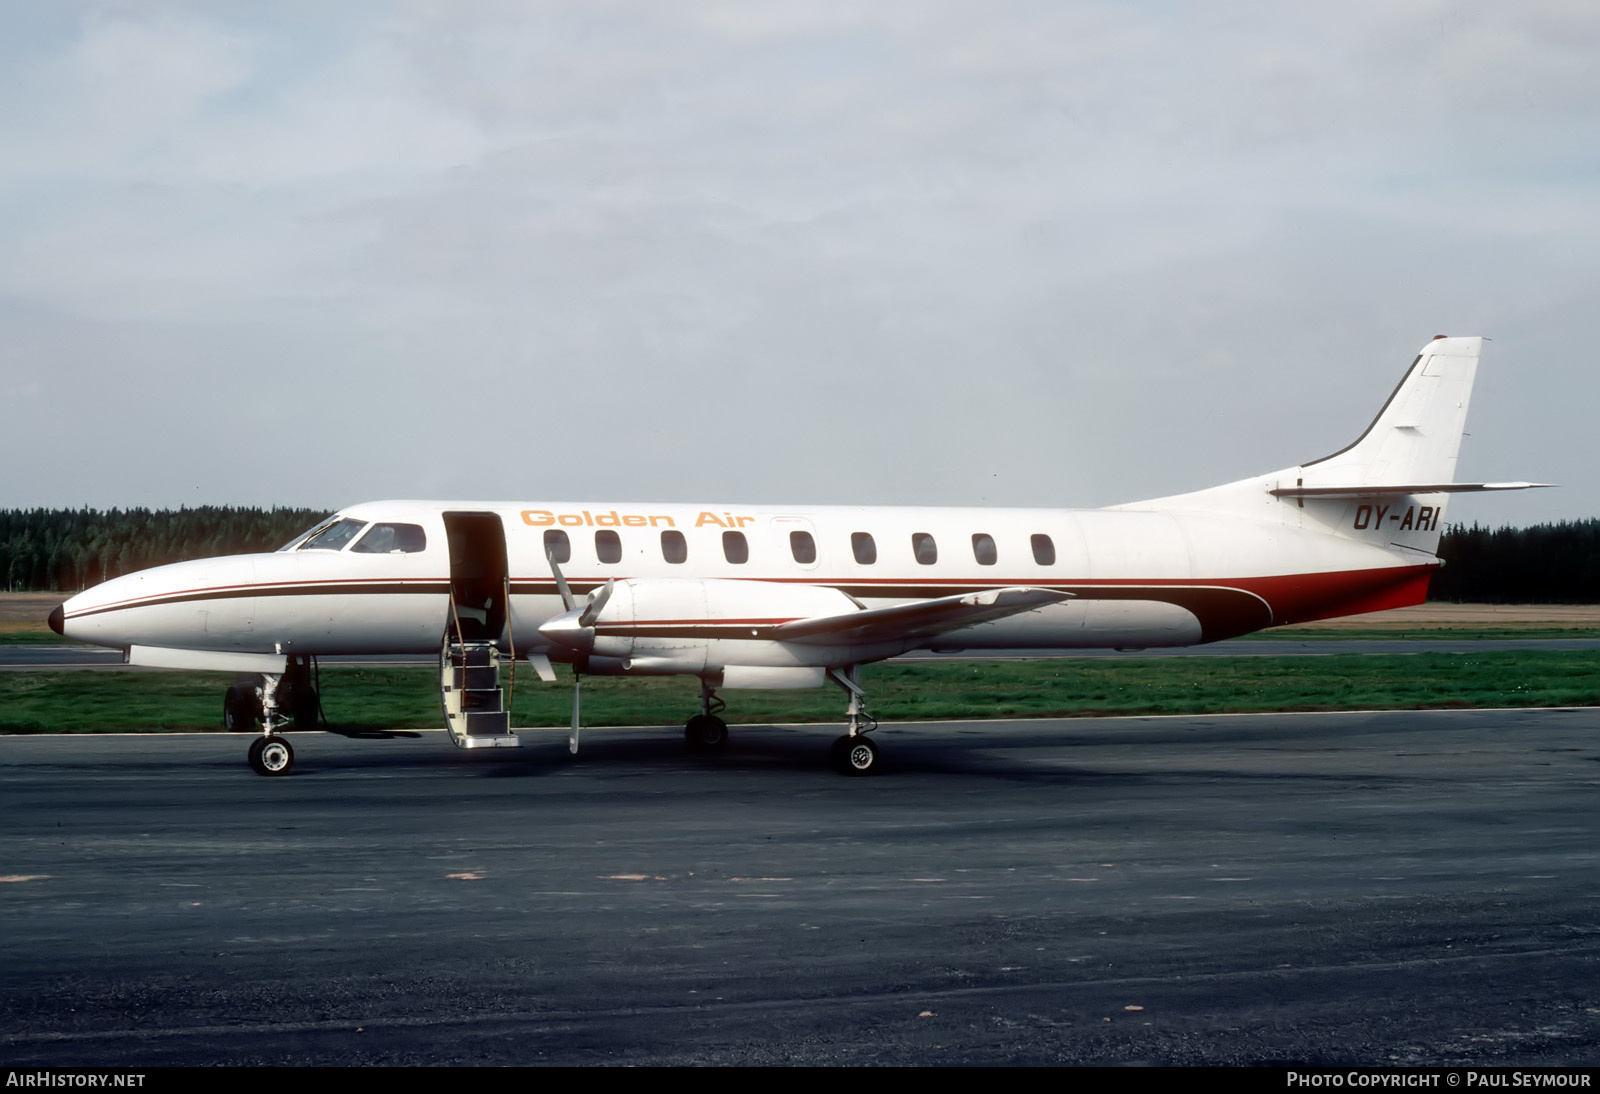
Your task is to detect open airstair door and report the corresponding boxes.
[440,511,520,749]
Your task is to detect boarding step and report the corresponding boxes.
[440,638,520,750]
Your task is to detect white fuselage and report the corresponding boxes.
[57,496,1435,662]
[60,336,1510,673]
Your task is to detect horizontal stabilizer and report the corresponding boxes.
[1269,481,1554,499]
[776,587,1071,645]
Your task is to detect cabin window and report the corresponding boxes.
[299,518,367,551]
[595,530,622,564]
[352,523,427,554]
[1031,534,1056,566]
[723,530,748,564]
[971,533,997,566]
[851,532,876,565]
[661,529,687,564]
[543,529,570,564]
[790,530,817,564]
[912,532,937,565]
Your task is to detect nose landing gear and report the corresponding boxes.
[229,657,318,776]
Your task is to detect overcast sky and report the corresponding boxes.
[2,1,1594,527]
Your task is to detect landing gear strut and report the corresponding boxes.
[223,658,319,732]
[685,678,729,751]
[827,665,880,775]
[246,670,295,777]
[225,658,319,776]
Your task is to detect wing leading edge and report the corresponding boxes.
[775,586,1073,645]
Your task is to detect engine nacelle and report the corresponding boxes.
[540,578,867,681]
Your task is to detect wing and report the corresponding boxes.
[773,587,1072,646]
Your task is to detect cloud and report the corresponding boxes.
[0,1,1593,519]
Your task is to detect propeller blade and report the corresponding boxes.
[578,578,615,628]
[568,675,581,755]
[546,548,576,611]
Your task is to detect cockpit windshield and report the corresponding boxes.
[277,517,338,552]
[297,518,368,551]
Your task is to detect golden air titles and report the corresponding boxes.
[521,509,756,529]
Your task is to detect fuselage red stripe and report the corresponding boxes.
[64,564,1434,625]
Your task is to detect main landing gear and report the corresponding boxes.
[226,657,320,777]
[223,684,261,732]
[683,668,883,774]
[685,678,729,751]
[827,666,880,776]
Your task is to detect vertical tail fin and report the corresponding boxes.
[1123,336,1546,556]
[1299,335,1482,488]
[1268,335,1545,557]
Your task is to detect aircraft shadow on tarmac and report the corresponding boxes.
[244,713,1443,790]
[318,725,426,740]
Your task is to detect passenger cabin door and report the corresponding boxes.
[443,511,509,642]
[439,511,519,751]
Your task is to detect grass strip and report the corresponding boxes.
[2,650,1595,734]
[1245,627,1600,640]
[8,627,1597,647]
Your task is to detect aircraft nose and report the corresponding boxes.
[48,604,64,635]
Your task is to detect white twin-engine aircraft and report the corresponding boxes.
[51,336,1544,777]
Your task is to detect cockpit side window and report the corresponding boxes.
[298,518,368,551]
[351,523,427,554]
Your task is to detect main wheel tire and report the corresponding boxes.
[684,714,729,751]
[223,686,259,732]
[248,734,294,777]
[838,735,879,776]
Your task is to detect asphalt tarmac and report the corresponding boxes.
[3,708,1599,1066]
[5,636,1600,669]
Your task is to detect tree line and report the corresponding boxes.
[1430,519,1600,603]
[0,507,329,592]
[1,507,1595,602]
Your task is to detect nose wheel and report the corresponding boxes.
[248,734,294,776]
